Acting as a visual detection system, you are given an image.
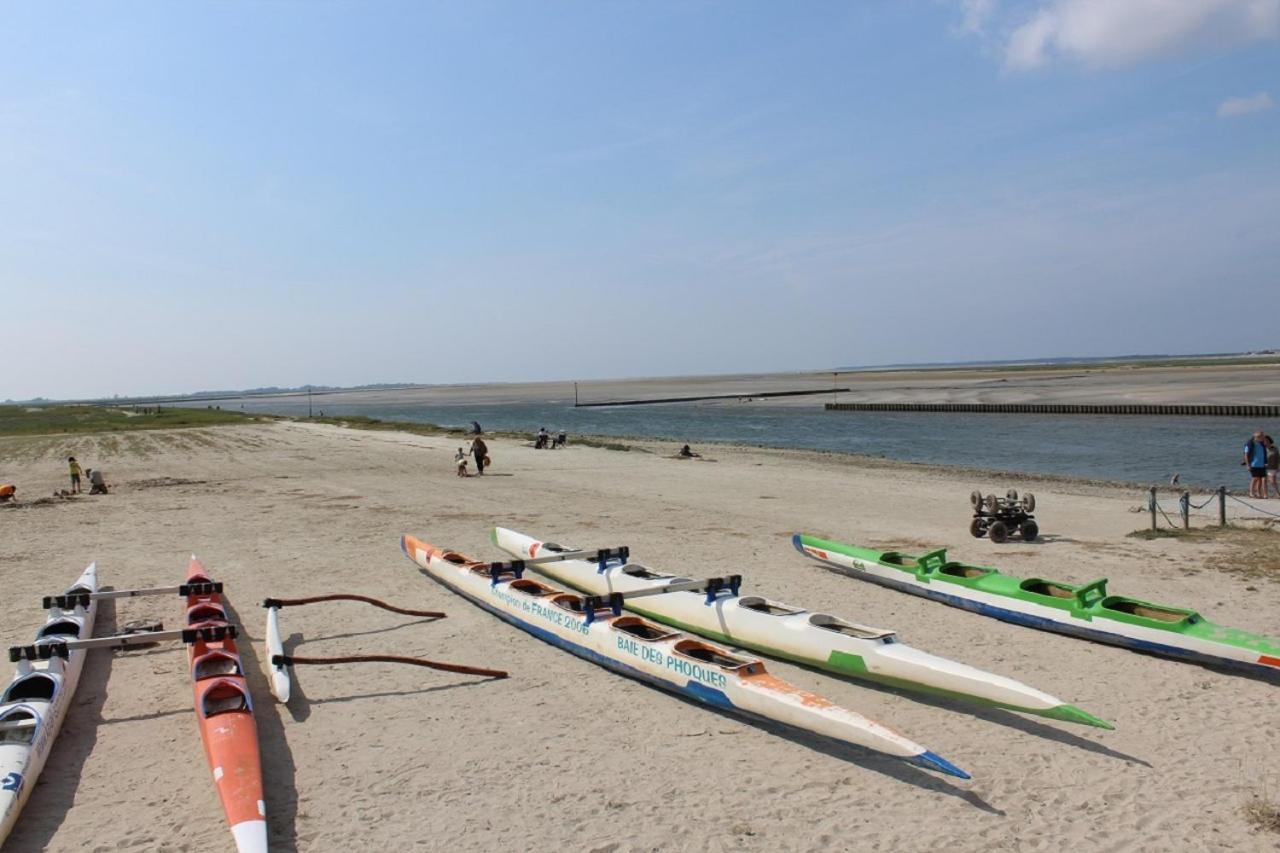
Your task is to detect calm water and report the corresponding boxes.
[221,394,1264,489]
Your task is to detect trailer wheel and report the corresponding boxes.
[969,518,987,538]
[970,490,984,509]
[983,494,999,512]
[988,520,1009,543]
[1021,493,1036,513]
[1020,521,1039,541]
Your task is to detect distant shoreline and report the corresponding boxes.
[12,350,1280,407]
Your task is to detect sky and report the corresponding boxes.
[3,0,1278,400]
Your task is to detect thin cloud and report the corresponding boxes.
[1001,0,1280,69]
[1218,91,1275,116]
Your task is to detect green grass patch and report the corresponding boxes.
[0,405,256,436]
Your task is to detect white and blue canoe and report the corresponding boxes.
[401,534,969,779]
[0,563,99,845]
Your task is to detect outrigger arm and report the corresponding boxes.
[582,575,743,624]
[8,625,238,662]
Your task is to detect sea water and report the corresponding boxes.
[222,394,1262,489]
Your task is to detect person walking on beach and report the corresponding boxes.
[67,456,82,494]
[471,435,488,476]
[1266,435,1279,498]
[1244,430,1268,498]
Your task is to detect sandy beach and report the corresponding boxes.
[2,420,1279,852]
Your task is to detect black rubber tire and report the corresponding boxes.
[970,490,984,509]
[969,517,987,538]
[1006,488,1018,501]
[988,520,1009,543]
[983,494,999,512]
[1020,520,1039,541]
[1022,493,1036,513]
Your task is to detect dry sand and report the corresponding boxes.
[2,421,1279,852]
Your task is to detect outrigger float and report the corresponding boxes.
[402,534,971,779]
[0,563,98,845]
[492,528,1110,728]
[793,535,1280,677]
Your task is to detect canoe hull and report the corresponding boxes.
[186,557,268,853]
[492,527,1109,728]
[793,535,1280,678]
[0,564,98,845]
[401,534,969,779]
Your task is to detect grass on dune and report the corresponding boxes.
[0,405,257,436]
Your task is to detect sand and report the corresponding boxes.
[2,420,1279,852]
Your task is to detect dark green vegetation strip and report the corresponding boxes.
[0,405,256,436]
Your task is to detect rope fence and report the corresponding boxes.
[1144,485,1280,531]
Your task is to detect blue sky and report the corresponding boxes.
[3,1,1278,399]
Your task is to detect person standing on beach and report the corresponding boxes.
[67,456,82,494]
[1266,435,1279,498]
[471,435,488,476]
[1244,430,1268,498]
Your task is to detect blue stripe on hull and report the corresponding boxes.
[411,562,736,710]
[808,557,1274,677]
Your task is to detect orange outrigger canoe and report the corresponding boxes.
[186,557,268,853]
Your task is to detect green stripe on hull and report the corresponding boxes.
[531,561,1112,729]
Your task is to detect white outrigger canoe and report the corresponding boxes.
[493,528,1110,729]
[402,534,970,779]
[0,563,98,844]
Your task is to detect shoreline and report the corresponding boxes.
[2,419,1279,850]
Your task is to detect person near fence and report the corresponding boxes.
[1266,434,1279,499]
[1243,430,1268,498]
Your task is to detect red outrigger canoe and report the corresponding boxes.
[186,557,268,852]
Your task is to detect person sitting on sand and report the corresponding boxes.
[454,447,469,477]
[68,456,82,494]
[553,430,566,449]
[86,468,109,494]
[536,427,549,449]
[678,444,700,458]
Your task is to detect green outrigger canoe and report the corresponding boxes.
[793,534,1280,677]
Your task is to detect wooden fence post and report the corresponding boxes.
[1180,491,1190,530]
[1218,486,1227,527]
[1149,486,1157,532]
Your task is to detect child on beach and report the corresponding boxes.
[455,448,469,477]
[67,456,82,493]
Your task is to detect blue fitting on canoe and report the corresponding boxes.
[608,593,623,617]
[729,575,741,597]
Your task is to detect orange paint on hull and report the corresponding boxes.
[1259,655,1280,668]
[186,557,267,848]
